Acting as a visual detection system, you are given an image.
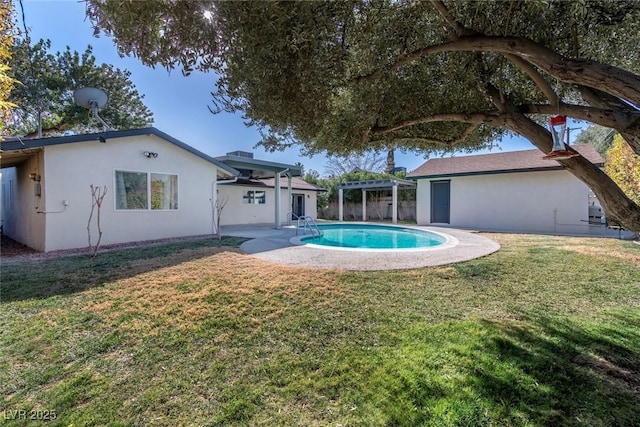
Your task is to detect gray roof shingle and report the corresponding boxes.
[407,144,603,178]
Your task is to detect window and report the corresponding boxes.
[116,171,178,210]
[151,173,178,210]
[243,190,266,204]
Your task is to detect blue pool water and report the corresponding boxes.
[300,223,446,249]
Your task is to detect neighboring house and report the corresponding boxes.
[0,128,318,252]
[407,144,622,236]
[214,151,323,225]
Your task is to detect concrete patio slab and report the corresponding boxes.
[222,223,500,271]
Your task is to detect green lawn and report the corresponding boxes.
[1,234,639,426]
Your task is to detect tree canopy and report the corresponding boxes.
[0,1,17,138]
[7,39,153,137]
[86,0,640,233]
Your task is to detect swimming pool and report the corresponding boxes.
[298,223,447,250]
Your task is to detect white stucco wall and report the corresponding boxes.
[38,134,224,251]
[1,152,47,250]
[218,184,317,225]
[416,170,598,235]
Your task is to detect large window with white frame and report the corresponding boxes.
[115,170,178,210]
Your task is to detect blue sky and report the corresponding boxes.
[17,0,579,176]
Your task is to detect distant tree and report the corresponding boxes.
[385,149,395,174]
[575,124,616,156]
[303,169,320,181]
[302,170,328,214]
[7,39,153,137]
[605,135,640,206]
[0,1,17,137]
[324,152,386,177]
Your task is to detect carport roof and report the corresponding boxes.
[215,153,302,179]
[0,127,239,177]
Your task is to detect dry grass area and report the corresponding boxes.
[85,250,344,333]
[1,233,639,426]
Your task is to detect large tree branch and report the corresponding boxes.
[370,113,505,135]
[353,36,640,106]
[503,53,558,105]
[428,0,476,38]
[579,86,640,155]
[370,137,454,147]
[519,103,640,131]
[500,92,640,232]
[363,96,640,231]
[371,124,479,147]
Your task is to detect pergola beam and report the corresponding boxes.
[337,178,416,224]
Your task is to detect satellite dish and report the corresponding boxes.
[73,87,108,110]
[73,87,111,131]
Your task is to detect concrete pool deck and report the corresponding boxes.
[221,223,500,270]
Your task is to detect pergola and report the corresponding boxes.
[338,178,416,224]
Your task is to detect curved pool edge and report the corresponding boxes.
[239,225,500,271]
[289,223,459,252]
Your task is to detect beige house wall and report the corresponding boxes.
[40,134,223,251]
[1,152,46,250]
[416,170,598,234]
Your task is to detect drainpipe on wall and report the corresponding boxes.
[275,169,289,229]
[212,177,238,235]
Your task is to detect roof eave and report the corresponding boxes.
[408,163,604,180]
[1,127,240,177]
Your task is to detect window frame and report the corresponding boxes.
[242,189,267,205]
[114,169,179,211]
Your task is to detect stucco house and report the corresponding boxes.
[214,151,321,226]
[407,144,622,236]
[0,128,321,252]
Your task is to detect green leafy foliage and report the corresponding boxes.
[605,135,640,205]
[0,1,17,137]
[7,39,153,136]
[85,0,640,155]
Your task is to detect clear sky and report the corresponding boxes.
[16,0,580,176]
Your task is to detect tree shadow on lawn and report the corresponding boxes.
[380,311,640,426]
[1,236,248,303]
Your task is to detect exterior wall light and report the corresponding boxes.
[29,173,41,181]
[143,151,158,158]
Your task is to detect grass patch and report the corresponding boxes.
[1,233,639,425]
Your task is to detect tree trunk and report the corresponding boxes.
[506,113,640,234]
[560,155,640,232]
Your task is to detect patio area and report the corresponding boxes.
[221,223,500,270]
